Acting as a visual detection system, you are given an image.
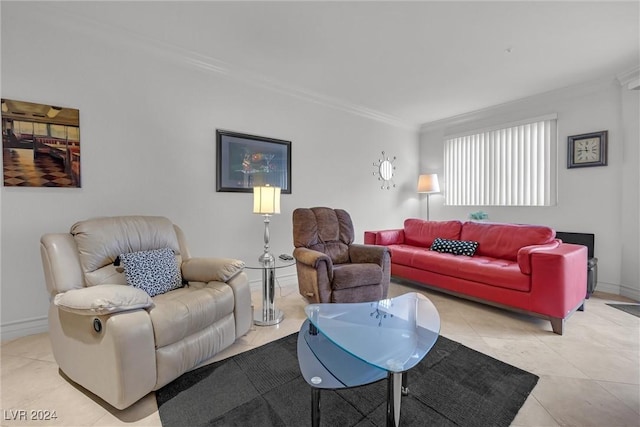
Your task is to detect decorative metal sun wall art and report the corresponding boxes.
[373,151,396,189]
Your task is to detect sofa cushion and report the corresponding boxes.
[149,281,235,348]
[410,251,530,292]
[431,238,479,256]
[386,244,429,268]
[404,219,463,248]
[456,256,530,292]
[332,263,383,290]
[120,248,183,297]
[460,222,555,261]
[389,246,471,278]
[412,250,468,276]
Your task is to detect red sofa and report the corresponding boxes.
[364,219,587,335]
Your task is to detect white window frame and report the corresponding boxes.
[444,115,557,206]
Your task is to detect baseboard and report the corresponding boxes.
[1,316,48,342]
[591,281,639,302]
[619,284,640,302]
[596,281,620,295]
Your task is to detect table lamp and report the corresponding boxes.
[253,185,281,265]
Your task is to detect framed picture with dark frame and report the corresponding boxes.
[216,129,292,193]
[567,130,608,169]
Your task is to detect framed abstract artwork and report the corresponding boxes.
[216,129,291,193]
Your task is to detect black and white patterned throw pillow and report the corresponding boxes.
[119,247,182,297]
[431,237,479,256]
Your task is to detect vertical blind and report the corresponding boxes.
[444,116,557,206]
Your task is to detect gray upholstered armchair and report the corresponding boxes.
[292,207,391,303]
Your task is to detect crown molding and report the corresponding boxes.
[419,75,621,133]
[617,66,640,90]
[31,3,418,132]
[184,53,419,130]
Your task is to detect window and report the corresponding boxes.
[444,115,557,206]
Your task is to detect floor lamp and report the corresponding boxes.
[417,174,440,220]
[253,184,283,325]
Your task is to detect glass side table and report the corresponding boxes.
[245,259,295,326]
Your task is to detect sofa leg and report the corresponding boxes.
[550,318,564,335]
[578,302,585,312]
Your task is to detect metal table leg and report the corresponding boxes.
[386,371,404,427]
[311,387,320,427]
[254,265,284,326]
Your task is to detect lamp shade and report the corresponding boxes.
[417,174,440,193]
[253,185,281,214]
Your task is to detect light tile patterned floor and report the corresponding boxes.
[1,282,638,426]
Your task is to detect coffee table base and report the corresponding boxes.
[299,293,440,427]
[309,371,407,427]
[298,319,407,427]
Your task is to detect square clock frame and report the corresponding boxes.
[567,130,608,169]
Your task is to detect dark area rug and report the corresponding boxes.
[156,333,538,427]
[606,303,640,318]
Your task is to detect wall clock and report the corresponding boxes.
[567,130,608,168]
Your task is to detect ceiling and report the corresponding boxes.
[49,1,639,129]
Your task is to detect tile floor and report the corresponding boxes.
[1,281,638,426]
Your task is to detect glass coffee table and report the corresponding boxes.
[297,292,440,427]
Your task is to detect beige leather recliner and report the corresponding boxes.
[40,215,252,410]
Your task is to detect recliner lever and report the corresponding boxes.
[93,318,102,333]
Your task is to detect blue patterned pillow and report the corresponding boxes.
[119,248,182,297]
[431,238,479,256]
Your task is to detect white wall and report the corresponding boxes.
[0,3,419,340]
[420,78,640,301]
[619,78,640,300]
[3,3,636,341]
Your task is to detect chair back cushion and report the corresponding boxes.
[293,207,354,264]
[403,219,463,248]
[460,221,555,261]
[71,216,182,287]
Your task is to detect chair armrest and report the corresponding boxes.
[225,271,252,338]
[49,303,156,409]
[529,243,588,319]
[349,244,390,266]
[293,247,333,302]
[181,257,245,283]
[53,284,153,315]
[181,257,251,337]
[364,229,405,245]
[517,240,560,274]
[293,247,333,269]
